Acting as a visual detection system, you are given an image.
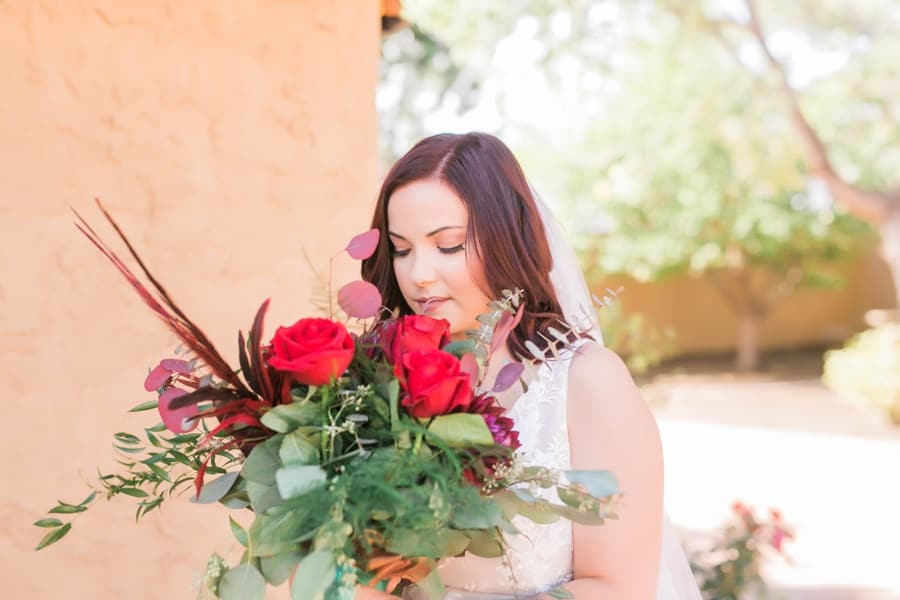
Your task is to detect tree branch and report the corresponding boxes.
[742,0,896,224]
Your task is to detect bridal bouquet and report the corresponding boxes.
[35,202,620,600]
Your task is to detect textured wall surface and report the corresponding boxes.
[0,2,379,597]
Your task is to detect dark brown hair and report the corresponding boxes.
[361,132,571,361]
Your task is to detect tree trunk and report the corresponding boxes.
[736,307,761,371]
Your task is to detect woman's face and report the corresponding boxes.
[387,178,492,340]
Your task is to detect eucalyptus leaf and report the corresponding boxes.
[261,402,321,434]
[451,496,502,529]
[427,413,494,447]
[194,472,240,504]
[218,563,265,600]
[229,516,249,547]
[442,340,476,358]
[276,465,327,500]
[260,549,304,586]
[291,550,336,600]
[565,470,619,498]
[280,431,319,465]
[386,528,469,559]
[246,480,282,514]
[242,435,283,485]
[461,529,504,558]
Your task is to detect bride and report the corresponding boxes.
[358,132,701,599]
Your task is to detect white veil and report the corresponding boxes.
[532,192,703,600]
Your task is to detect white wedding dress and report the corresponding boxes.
[437,345,703,599]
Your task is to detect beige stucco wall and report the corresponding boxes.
[0,2,379,598]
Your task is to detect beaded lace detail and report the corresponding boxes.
[438,350,577,598]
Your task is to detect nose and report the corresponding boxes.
[408,249,437,288]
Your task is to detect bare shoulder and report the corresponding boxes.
[567,342,641,417]
[565,341,662,468]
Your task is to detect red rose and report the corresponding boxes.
[267,318,355,386]
[395,349,472,418]
[382,315,450,364]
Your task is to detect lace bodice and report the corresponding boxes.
[438,350,576,599]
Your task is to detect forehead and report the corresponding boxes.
[387,179,468,234]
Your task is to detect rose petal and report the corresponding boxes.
[144,364,172,392]
[345,229,380,260]
[338,280,382,319]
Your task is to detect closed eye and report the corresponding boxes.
[391,245,465,258]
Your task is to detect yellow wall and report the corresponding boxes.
[596,250,897,357]
[0,2,380,598]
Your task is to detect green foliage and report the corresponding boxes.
[823,323,900,424]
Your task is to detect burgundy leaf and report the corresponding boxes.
[248,300,274,403]
[489,304,525,357]
[492,362,524,393]
[237,330,261,396]
[459,352,480,390]
[158,388,200,433]
[160,358,194,374]
[338,280,382,319]
[144,364,171,391]
[345,229,380,260]
[167,387,244,410]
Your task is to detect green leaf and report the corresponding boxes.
[290,550,335,600]
[230,516,249,547]
[146,462,171,482]
[48,503,87,515]
[128,399,159,412]
[426,413,494,447]
[78,491,97,506]
[386,528,469,559]
[259,549,304,586]
[441,340,476,358]
[33,518,64,528]
[460,529,504,558]
[279,431,319,465]
[416,567,446,600]
[275,465,327,500]
[194,472,240,504]
[387,379,400,431]
[218,563,265,600]
[35,523,71,550]
[546,586,575,599]
[118,487,149,498]
[261,402,321,434]
[242,435,283,485]
[246,481,282,514]
[451,495,502,529]
[565,470,619,498]
[114,432,141,445]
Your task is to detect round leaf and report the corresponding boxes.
[337,280,382,319]
[219,563,265,600]
[345,229,380,260]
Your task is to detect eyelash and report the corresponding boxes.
[391,244,465,258]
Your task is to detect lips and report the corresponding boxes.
[416,297,448,312]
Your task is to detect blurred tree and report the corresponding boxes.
[664,0,900,321]
[578,21,875,370]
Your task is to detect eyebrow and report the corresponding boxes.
[387,226,465,241]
